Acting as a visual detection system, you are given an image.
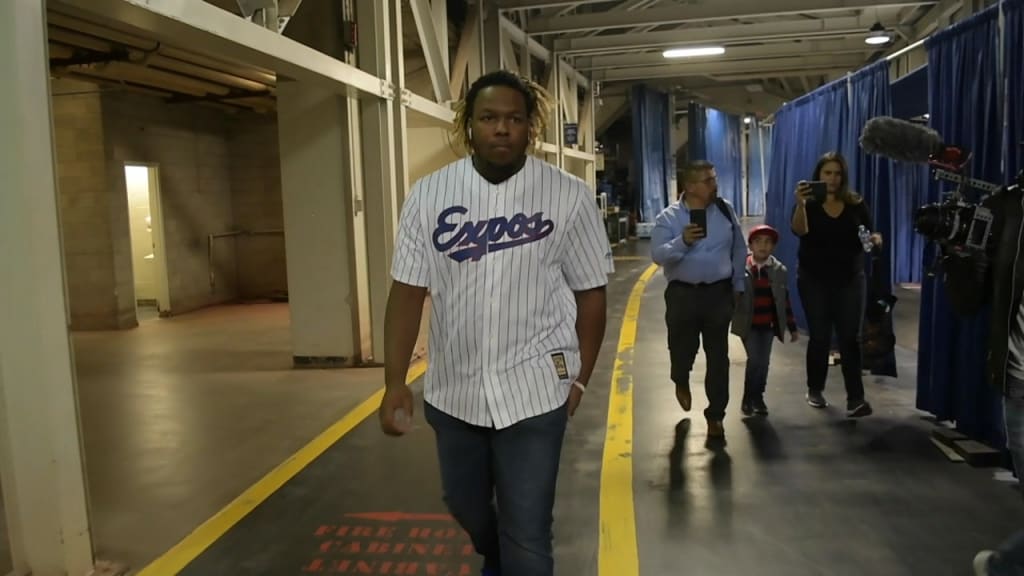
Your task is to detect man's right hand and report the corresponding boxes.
[683,223,705,246]
[379,385,414,436]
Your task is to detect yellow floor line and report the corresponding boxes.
[613,256,650,261]
[137,360,428,576]
[599,263,658,576]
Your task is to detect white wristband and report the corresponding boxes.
[572,380,586,393]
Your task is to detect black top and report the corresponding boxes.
[794,198,873,284]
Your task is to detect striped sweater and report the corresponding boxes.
[750,256,797,334]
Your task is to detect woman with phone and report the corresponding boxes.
[791,152,882,418]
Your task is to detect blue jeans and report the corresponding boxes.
[743,327,775,401]
[424,401,568,576]
[988,395,1024,575]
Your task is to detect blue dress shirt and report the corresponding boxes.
[650,198,747,292]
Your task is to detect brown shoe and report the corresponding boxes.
[675,387,692,411]
[707,420,725,437]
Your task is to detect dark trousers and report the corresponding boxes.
[424,401,568,576]
[743,327,775,401]
[664,279,734,421]
[797,271,866,403]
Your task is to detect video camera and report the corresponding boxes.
[912,150,1005,257]
[860,116,1023,259]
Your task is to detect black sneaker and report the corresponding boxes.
[741,399,754,416]
[847,401,873,418]
[752,397,769,415]
[806,390,828,408]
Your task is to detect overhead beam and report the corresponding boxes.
[575,38,881,70]
[409,0,452,102]
[50,0,389,98]
[499,15,590,87]
[554,14,904,54]
[591,54,867,82]
[498,0,609,8]
[529,0,938,34]
[912,0,963,37]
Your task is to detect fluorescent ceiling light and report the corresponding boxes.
[865,22,891,45]
[663,46,725,59]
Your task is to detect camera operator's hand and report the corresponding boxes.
[794,181,814,206]
[683,223,705,246]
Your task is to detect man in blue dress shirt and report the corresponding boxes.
[651,160,746,438]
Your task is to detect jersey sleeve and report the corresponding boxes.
[563,188,615,291]
[390,184,431,288]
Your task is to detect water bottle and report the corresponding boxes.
[858,225,873,253]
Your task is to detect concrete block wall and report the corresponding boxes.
[101,91,238,316]
[51,79,293,328]
[52,82,123,330]
[227,114,287,300]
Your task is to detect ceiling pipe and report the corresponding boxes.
[45,16,277,111]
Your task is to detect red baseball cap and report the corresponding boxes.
[747,224,779,244]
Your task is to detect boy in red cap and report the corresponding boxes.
[731,224,798,415]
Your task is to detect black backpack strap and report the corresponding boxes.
[714,196,734,225]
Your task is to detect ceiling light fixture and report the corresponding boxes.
[663,46,726,59]
[865,22,892,45]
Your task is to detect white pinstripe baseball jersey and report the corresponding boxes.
[391,155,614,429]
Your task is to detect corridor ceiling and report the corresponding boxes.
[500,0,967,116]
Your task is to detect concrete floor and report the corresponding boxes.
[0,483,9,574]
[5,234,1012,574]
[72,303,384,570]
[633,253,1022,575]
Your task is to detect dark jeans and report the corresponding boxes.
[424,401,568,576]
[743,327,775,401]
[664,279,733,421]
[987,395,1024,575]
[797,271,866,404]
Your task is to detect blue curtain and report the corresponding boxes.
[747,121,770,216]
[917,5,1004,448]
[631,84,672,221]
[890,66,930,284]
[687,100,708,162]
[1006,0,1024,179]
[891,65,929,121]
[764,78,850,329]
[703,107,744,213]
[846,61,896,290]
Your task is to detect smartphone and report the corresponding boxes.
[690,208,707,233]
[806,181,828,203]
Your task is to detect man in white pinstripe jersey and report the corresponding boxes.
[377,70,614,576]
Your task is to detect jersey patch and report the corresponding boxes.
[551,352,569,380]
[431,205,555,262]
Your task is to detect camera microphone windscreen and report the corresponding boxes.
[859,116,944,163]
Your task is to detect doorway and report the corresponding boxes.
[124,164,170,321]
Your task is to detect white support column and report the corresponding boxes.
[410,0,453,103]
[544,56,565,168]
[741,122,749,217]
[582,81,596,188]
[519,11,532,77]
[277,0,365,366]
[450,6,479,98]
[0,1,95,575]
[482,0,503,73]
[431,0,450,75]
[356,0,407,362]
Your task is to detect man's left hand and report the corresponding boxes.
[568,385,584,417]
[870,233,883,247]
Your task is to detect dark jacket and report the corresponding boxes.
[731,254,795,342]
[942,185,1024,396]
